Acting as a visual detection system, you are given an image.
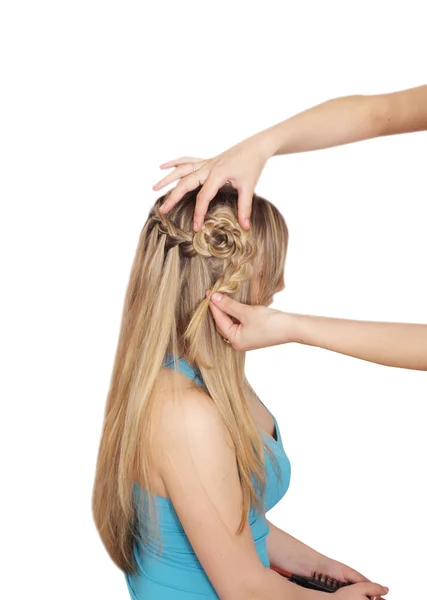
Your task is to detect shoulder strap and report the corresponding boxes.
[163,355,205,388]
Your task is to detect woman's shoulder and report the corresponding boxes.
[151,372,233,461]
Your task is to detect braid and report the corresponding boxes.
[148,204,257,361]
[150,206,196,257]
[193,208,256,296]
[182,207,256,361]
[150,206,255,271]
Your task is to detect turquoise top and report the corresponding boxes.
[125,357,291,599]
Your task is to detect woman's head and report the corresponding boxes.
[145,186,288,361]
[92,186,288,572]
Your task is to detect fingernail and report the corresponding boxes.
[212,293,222,303]
[383,587,389,593]
[159,204,167,213]
[193,221,199,232]
[244,218,250,229]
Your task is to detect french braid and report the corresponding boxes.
[150,205,256,292]
[149,204,256,361]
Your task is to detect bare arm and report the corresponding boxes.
[289,314,427,371]
[266,520,328,577]
[266,520,374,587]
[155,387,322,600]
[208,293,427,371]
[156,84,427,229]
[262,84,427,157]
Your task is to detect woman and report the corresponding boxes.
[154,84,427,370]
[92,187,388,599]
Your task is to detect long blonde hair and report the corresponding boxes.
[92,186,288,572]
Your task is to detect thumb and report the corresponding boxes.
[210,292,247,322]
[351,582,389,597]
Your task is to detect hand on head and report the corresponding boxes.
[153,134,270,232]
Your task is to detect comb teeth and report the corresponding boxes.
[313,572,342,589]
[272,565,350,593]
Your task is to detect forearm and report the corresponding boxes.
[255,84,427,158]
[247,565,323,600]
[266,520,328,577]
[288,313,427,370]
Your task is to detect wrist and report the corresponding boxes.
[258,118,295,158]
[266,520,330,578]
[315,554,338,575]
[293,550,332,579]
[252,127,281,161]
[277,312,305,345]
[286,313,319,347]
[267,311,297,346]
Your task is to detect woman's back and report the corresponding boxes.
[125,357,292,600]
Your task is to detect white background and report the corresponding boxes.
[1,2,426,599]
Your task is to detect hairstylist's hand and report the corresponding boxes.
[208,292,294,351]
[153,132,273,231]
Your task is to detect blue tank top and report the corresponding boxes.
[125,357,291,599]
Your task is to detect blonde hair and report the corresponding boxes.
[92,186,289,572]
